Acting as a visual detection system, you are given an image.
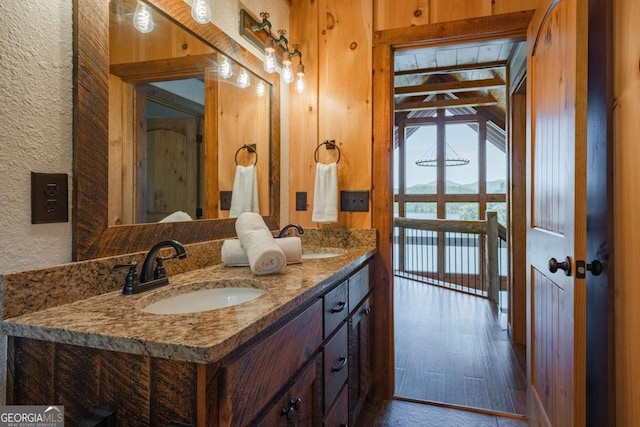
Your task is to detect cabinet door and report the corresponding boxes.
[257,356,321,427]
[221,300,323,426]
[348,297,373,425]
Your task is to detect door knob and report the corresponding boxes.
[548,257,571,276]
[587,260,603,276]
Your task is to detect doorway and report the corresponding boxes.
[370,9,534,408]
[391,41,527,415]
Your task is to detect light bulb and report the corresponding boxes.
[264,47,277,74]
[282,58,294,84]
[133,2,155,34]
[255,80,266,98]
[295,62,305,94]
[295,73,305,94]
[219,57,233,79]
[191,0,211,24]
[237,69,251,89]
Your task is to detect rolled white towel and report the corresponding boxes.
[222,237,302,266]
[235,212,286,275]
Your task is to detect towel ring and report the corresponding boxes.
[235,144,258,166]
[314,140,341,164]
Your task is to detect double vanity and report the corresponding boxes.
[1,229,376,426]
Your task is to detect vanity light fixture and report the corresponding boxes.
[255,80,266,97]
[251,12,305,92]
[191,0,212,24]
[133,1,155,33]
[237,69,251,89]
[219,57,233,79]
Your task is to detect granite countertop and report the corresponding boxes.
[1,245,375,364]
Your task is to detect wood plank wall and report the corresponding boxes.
[288,0,538,228]
[613,0,640,424]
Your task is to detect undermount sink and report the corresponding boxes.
[301,247,348,260]
[138,279,266,315]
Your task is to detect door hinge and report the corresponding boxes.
[196,134,203,144]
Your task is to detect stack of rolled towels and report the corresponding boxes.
[222,212,302,275]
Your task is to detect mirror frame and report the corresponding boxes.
[73,0,280,260]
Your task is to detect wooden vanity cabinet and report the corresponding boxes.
[7,261,373,427]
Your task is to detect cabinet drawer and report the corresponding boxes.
[323,383,348,427]
[348,264,371,313]
[323,323,348,411]
[257,355,321,427]
[324,280,348,338]
[220,300,323,427]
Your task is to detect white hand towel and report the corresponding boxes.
[230,165,259,218]
[222,237,302,266]
[235,212,286,275]
[311,162,338,223]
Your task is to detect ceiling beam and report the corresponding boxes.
[395,77,505,97]
[394,60,506,77]
[395,96,498,112]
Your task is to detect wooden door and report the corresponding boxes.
[146,118,199,222]
[526,0,588,425]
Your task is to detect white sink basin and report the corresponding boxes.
[301,247,348,260]
[138,279,265,315]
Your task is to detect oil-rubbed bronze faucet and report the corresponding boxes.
[277,223,304,238]
[114,240,187,295]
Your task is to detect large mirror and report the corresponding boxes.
[74,0,280,260]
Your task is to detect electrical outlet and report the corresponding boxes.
[31,172,68,224]
[220,191,232,210]
[296,192,307,211]
[340,191,369,212]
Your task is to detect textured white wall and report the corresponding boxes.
[0,0,73,275]
[0,0,290,275]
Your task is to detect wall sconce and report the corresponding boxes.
[191,0,212,24]
[133,1,155,33]
[249,11,306,93]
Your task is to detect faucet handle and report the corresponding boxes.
[113,262,139,295]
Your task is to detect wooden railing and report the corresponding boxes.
[394,211,506,305]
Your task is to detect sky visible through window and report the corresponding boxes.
[394,123,506,190]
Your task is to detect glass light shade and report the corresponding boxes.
[219,57,233,79]
[191,0,212,24]
[255,80,266,97]
[264,47,277,74]
[295,73,305,94]
[133,2,155,34]
[237,69,251,89]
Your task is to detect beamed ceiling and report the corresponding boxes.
[393,39,525,151]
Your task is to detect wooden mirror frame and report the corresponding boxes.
[73,0,280,260]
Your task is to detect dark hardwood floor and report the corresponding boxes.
[356,399,529,427]
[394,278,527,415]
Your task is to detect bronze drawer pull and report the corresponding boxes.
[280,398,301,419]
[361,306,372,316]
[332,356,347,372]
[330,301,346,313]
